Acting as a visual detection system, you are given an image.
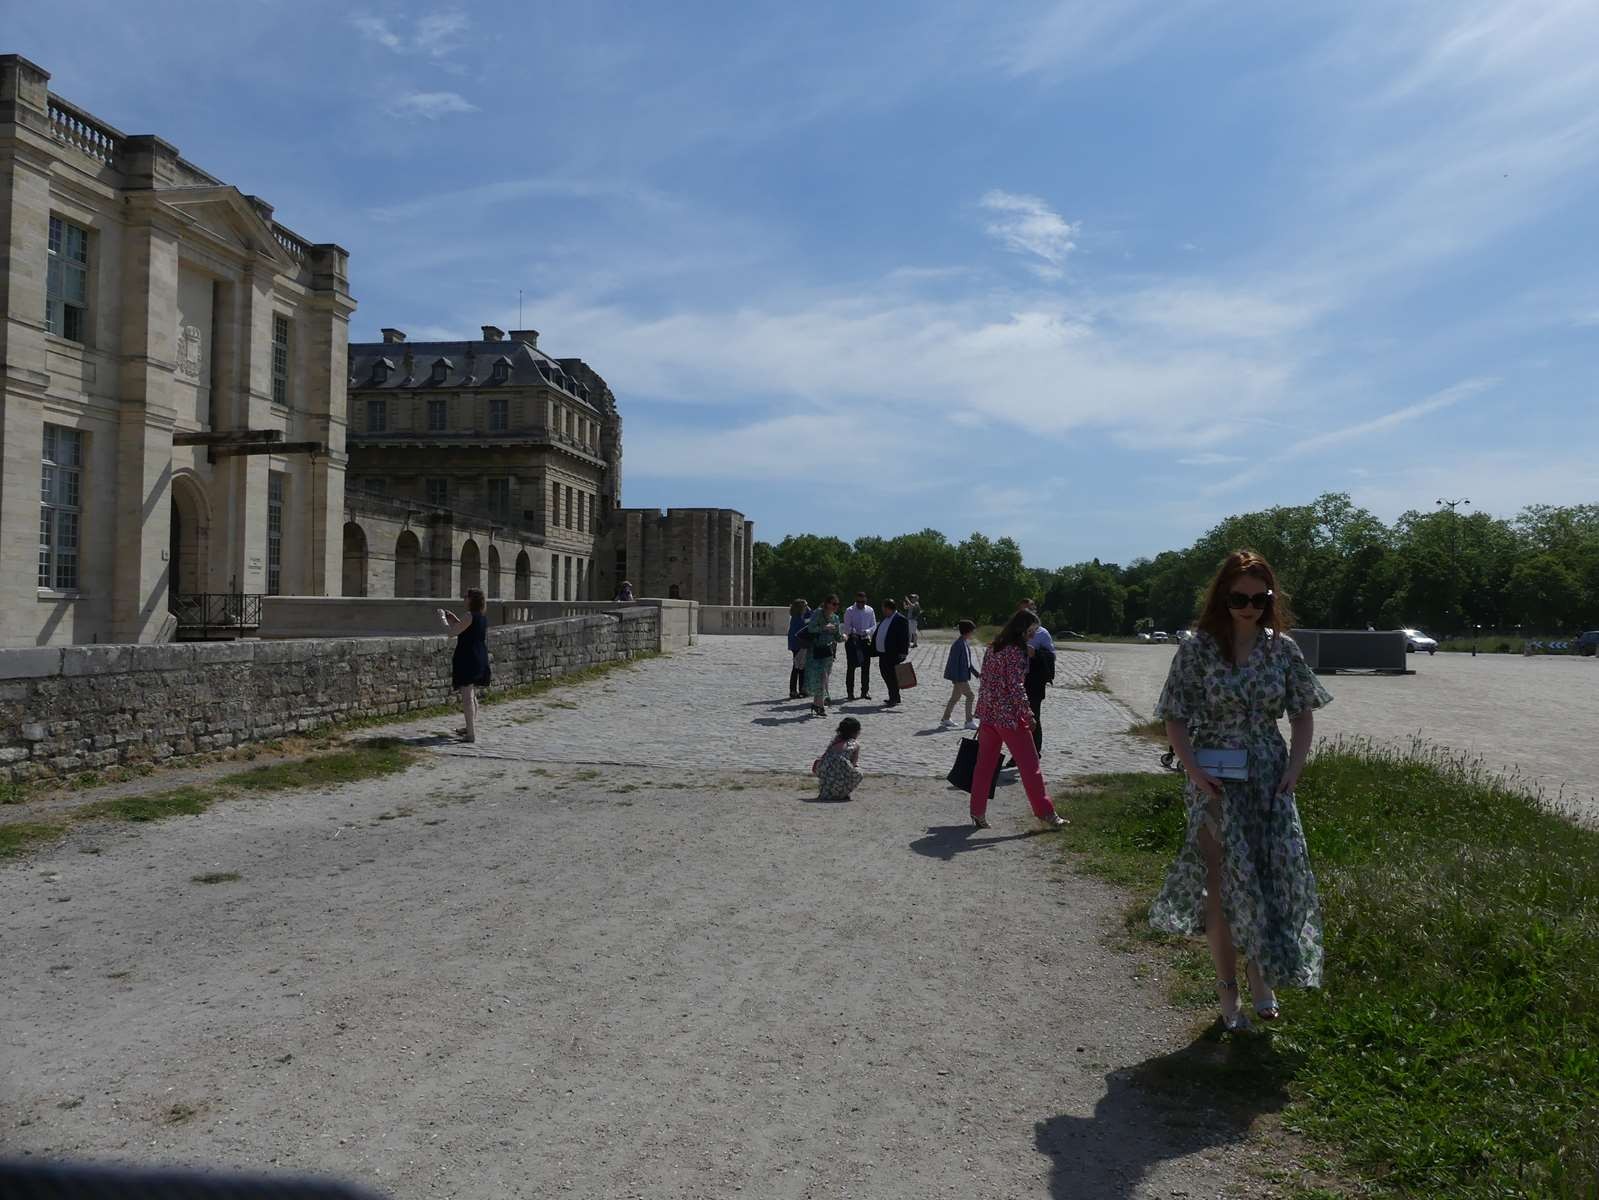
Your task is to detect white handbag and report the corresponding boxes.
[1194,748,1249,781]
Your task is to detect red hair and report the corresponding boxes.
[1196,550,1294,662]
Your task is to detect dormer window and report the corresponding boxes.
[430,357,452,385]
[371,356,394,385]
[491,356,512,385]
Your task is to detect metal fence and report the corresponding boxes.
[172,593,263,640]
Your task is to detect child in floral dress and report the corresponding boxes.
[812,717,864,801]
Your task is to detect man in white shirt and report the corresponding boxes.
[842,591,877,700]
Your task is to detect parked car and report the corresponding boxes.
[1575,630,1599,656]
[1174,628,1195,642]
[1135,632,1152,643]
[1150,630,1169,643]
[1057,630,1086,641]
[1401,628,1438,654]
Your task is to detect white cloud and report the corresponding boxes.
[979,190,1080,278]
[1277,378,1495,460]
[1177,452,1246,466]
[352,10,468,59]
[384,92,479,120]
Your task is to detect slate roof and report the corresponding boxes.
[348,336,599,409]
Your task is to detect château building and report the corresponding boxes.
[0,54,354,646]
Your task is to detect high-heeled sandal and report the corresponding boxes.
[1253,992,1280,1021]
[1216,978,1252,1032]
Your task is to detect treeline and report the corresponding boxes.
[752,494,1599,636]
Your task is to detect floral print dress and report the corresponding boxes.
[802,611,842,702]
[1150,631,1333,988]
[814,737,863,800]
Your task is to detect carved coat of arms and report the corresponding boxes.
[178,323,203,379]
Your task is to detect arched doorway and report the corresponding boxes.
[486,546,501,598]
[168,475,208,603]
[341,522,368,596]
[460,539,482,594]
[395,530,421,597]
[514,551,531,600]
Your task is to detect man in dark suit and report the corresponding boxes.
[874,598,911,707]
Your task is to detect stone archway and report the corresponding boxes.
[460,538,482,595]
[395,530,422,597]
[341,522,368,597]
[486,546,501,598]
[514,550,531,600]
[168,474,209,604]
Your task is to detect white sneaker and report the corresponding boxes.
[1034,812,1068,831]
[939,719,954,729]
[964,719,979,730]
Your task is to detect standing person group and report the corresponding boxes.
[1151,550,1331,1031]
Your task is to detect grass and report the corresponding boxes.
[191,871,241,884]
[1125,718,1169,743]
[1060,742,1599,1198]
[1,740,418,861]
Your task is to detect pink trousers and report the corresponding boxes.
[970,721,1056,821]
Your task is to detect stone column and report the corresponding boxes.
[743,520,755,605]
[0,58,55,644]
[110,196,182,641]
[300,243,354,596]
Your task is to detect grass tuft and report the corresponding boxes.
[75,787,215,823]
[0,821,67,859]
[1060,743,1599,1198]
[228,739,413,792]
[191,871,241,885]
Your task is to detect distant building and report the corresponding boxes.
[0,55,354,646]
[344,325,619,600]
[594,508,753,606]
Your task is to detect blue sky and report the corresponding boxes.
[14,1,1599,567]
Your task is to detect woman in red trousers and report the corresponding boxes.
[970,610,1068,831]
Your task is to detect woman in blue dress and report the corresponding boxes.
[1152,551,1332,1031]
[440,588,490,743]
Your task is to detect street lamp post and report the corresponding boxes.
[1437,497,1471,639]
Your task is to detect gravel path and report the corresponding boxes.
[1097,642,1599,824]
[0,638,1270,1199]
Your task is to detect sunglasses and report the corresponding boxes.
[1227,590,1273,611]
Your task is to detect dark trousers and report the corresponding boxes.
[879,653,904,704]
[1026,681,1046,754]
[846,638,872,696]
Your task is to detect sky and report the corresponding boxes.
[12,1,1599,568]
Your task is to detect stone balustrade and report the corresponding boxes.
[697,606,790,636]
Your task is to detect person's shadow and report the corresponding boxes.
[751,714,819,727]
[909,823,1036,861]
[1035,1031,1297,1198]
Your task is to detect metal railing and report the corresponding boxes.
[172,593,263,639]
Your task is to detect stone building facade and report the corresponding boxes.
[345,326,617,602]
[593,507,754,605]
[0,54,354,647]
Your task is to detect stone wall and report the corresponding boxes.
[0,609,659,784]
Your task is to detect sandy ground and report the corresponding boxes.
[0,639,1279,1199]
[1096,642,1599,823]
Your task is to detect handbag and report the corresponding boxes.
[895,660,918,690]
[1193,748,1249,781]
[947,734,1001,792]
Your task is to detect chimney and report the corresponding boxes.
[381,328,406,344]
[481,325,504,342]
[509,329,539,348]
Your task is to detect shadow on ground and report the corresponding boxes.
[909,823,1037,860]
[1035,1031,1297,1198]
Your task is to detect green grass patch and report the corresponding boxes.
[228,739,413,792]
[75,786,216,823]
[1061,744,1599,1198]
[1125,719,1168,743]
[191,871,241,884]
[0,821,68,858]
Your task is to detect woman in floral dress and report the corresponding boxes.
[803,595,844,717]
[1152,550,1332,1031]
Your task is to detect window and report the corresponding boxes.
[486,477,510,520]
[271,314,290,406]
[367,399,387,433]
[491,357,511,384]
[371,358,392,385]
[46,216,89,342]
[360,477,388,497]
[425,477,448,508]
[39,425,83,590]
[577,492,586,534]
[565,485,575,530]
[550,554,560,600]
[427,398,448,432]
[488,396,509,432]
[267,472,285,596]
[430,358,451,385]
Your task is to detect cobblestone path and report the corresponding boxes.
[386,636,1163,782]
